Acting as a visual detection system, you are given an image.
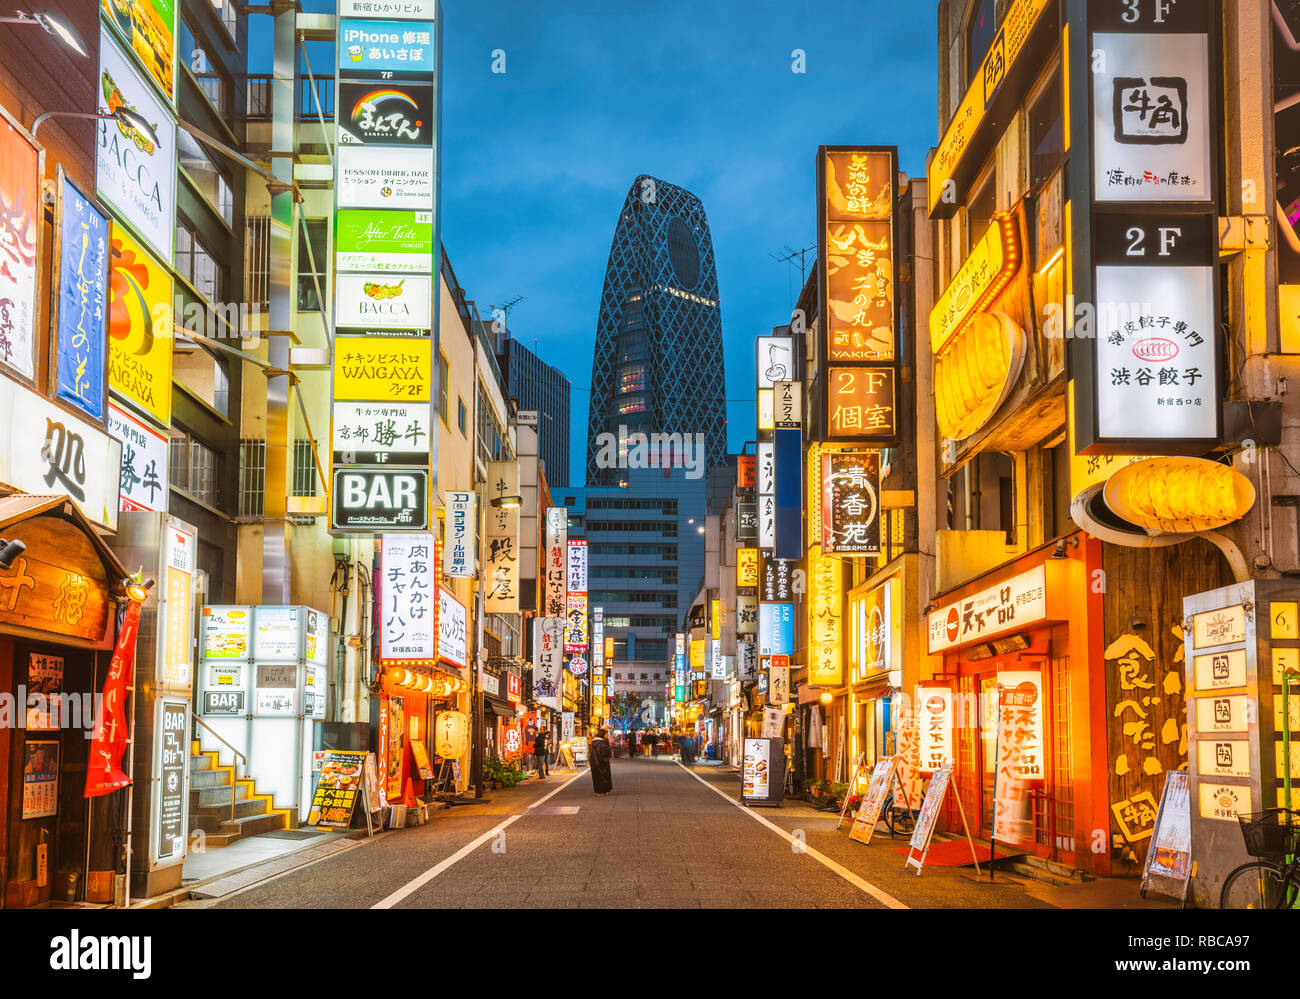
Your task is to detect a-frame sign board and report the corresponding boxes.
[848,756,913,845]
[904,763,980,875]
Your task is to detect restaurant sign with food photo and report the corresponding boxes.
[307,751,369,828]
[1102,457,1254,537]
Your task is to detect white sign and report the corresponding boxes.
[108,401,168,513]
[710,638,725,679]
[0,376,123,531]
[331,401,431,463]
[532,617,563,710]
[758,499,775,549]
[437,590,467,666]
[544,507,567,617]
[336,272,432,332]
[738,640,757,681]
[96,29,177,263]
[769,665,789,704]
[927,565,1049,654]
[916,687,954,774]
[338,0,439,18]
[592,611,605,670]
[380,533,438,661]
[1094,264,1217,441]
[757,442,775,496]
[756,336,795,389]
[254,606,300,662]
[1091,32,1212,204]
[338,145,435,209]
[566,538,588,593]
[445,491,475,577]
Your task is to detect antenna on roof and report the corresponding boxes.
[768,244,815,305]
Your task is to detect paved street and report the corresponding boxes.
[183,758,1152,909]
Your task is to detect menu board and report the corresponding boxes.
[307,751,369,828]
[410,740,434,780]
[571,736,588,765]
[1142,771,1193,893]
[742,739,770,799]
[22,741,59,818]
[849,756,897,844]
[202,606,251,660]
[908,762,953,856]
[254,606,300,662]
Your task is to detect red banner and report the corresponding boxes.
[84,599,141,798]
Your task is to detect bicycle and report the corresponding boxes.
[883,792,915,837]
[1219,808,1300,909]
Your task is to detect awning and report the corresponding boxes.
[483,691,517,717]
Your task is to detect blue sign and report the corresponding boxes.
[338,19,437,75]
[54,176,108,421]
[758,602,795,656]
[774,426,803,560]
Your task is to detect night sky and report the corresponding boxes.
[258,2,938,484]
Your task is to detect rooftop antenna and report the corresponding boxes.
[488,296,526,342]
[768,244,816,305]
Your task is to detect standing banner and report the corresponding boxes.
[992,672,1044,848]
[1140,770,1192,905]
[86,591,145,797]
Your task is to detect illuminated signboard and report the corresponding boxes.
[378,534,439,664]
[484,462,520,614]
[929,212,1021,355]
[545,507,568,617]
[825,366,896,442]
[54,174,109,420]
[822,450,881,555]
[758,602,795,657]
[917,688,954,774]
[807,546,843,687]
[737,548,758,588]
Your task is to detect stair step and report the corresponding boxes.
[191,797,268,821]
[188,813,224,835]
[198,832,241,849]
[219,812,287,838]
[189,769,232,789]
[190,753,217,773]
[193,783,253,808]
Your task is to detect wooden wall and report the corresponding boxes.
[1103,538,1234,867]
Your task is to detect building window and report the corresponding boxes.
[177,125,233,225]
[438,352,450,426]
[175,221,224,304]
[292,439,319,497]
[178,18,231,116]
[210,0,237,37]
[298,219,329,312]
[171,428,222,508]
[1028,70,1063,191]
[965,168,997,257]
[965,0,1000,86]
[457,396,467,435]
[238,439,266,518]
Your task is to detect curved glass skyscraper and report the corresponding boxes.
[586,175,726,486]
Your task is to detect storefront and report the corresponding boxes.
[923,534,1110,873]
[0,497,132,907]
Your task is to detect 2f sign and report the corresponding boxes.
[1126,224,1182,257]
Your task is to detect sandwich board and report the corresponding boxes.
[904,762,980,875]
[848,755,911,844]
[1139,770,1192,905]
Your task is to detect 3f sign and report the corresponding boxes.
[1125,225,1182,257]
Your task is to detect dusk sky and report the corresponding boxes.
[265,2,939,484]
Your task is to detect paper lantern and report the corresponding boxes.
[435,711,468,759]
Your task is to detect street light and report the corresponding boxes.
[0,537,25,570]
[489,495,522,510]
[32,107,160,147]
[0,9,87,57]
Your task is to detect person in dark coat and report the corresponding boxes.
[589,729,613,795]
[626,729,637,759]
[533,727,549,778]
[646,730,659,756]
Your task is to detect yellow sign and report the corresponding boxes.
[690,639,705,669]
[757,388,774,431]
[930,213,1020,355]
[935,311,1025,442]
[1271,601,1298,640]
[333,337,432,402]
[926,0,1054,216]
[737,548,758,588]
[108,222,173,426]
[827,367,895,440]
[711,599,720,641]
[823,149,895,363]
[807,545,843,687]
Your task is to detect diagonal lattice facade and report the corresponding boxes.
[586,175,726,485]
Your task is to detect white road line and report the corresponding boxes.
[676,762,909,910]
[371,769,588,909]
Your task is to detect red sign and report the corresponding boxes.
[85,597,142,797]
[770,654,790,670]
[737,455,756,489]
[507,672,521,701]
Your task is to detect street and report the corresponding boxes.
[187,759,1116,910]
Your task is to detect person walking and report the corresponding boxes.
[646,730,658,757]
[589,728,613,795]
[534,726,549,778]
[626,728,637,760]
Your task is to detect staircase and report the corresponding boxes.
[189,740,290,848]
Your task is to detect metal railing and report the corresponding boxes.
[192,711,247,824]
[246,74,335,120]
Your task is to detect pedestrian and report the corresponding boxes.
[647,730,659,757]
[626,728,637,760]
[589,728,613,795]
[534,726,549,778]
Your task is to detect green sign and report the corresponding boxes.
[335,209,434,274]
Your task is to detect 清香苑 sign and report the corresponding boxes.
[380,534,439,663]
[821,450,881,555]
[54,175,109,420]
[927,565,1050,654]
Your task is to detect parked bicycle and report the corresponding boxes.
[1219,808,1300,909]
[883,792,915,837]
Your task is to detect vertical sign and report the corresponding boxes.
[1070,1,1220,455]
[379,533,439,663]
[817,146,900,446]
[565,539,588,655]
[533,617,563,710]
[545,507,568,617]
[807,546,843,686]
[484,462,520,613]
[773,381,803,560]
[108,401,169,513]
[331,2,441,532]
[54,173,109,421]
[158,519,196,688]
[445,491,475,577]
[0,111,39,381]
[917,687,954,774]
[756,442,775,548]
[107,222,173,427]
[822,451,882,555]
[155,700,188,864]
